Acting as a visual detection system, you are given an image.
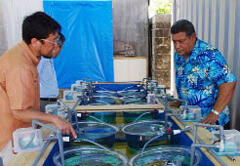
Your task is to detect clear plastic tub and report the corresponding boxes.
[45,104,67,119]
[211,129,240,155]
[154,84,166,97]
[147,93,156,104]
[71,83,87,92]
[180,105,202,122]
[63,90,78,102]
[13,127,43,153]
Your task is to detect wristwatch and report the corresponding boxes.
[211,109,220,116]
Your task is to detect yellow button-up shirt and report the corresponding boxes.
[0,41,40,150]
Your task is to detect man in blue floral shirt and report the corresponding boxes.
[171,19,237,128]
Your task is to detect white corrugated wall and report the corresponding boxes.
[173,0,240,130]
[0,0,43,53]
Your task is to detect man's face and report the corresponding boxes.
[172,32,196,56]
[51,45,63,58]
[40,32,59,58]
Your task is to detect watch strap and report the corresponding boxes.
[211,109,220,116]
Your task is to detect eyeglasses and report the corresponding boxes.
[41,39,58,46]
[40,35,63,46]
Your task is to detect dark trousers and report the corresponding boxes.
[40,98,57,112]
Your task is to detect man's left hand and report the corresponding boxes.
[201,112,219,124]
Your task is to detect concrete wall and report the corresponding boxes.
[113,0,149,57]
[114,56,148,82]
[151,14,171,88]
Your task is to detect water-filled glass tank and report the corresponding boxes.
[52,82,204,166]
[122,111,153,123]
[87,96,117,123]
[72,121,119,147]
[53,146,128,166]
[121,120,172,152]
[129,146,201,166]
[117,90,146,99]
[84,85,148,124]
[87,112,117,123]
[122,98,158,123]
[90,96,116,105]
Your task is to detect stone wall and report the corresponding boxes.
[151,14,171,88]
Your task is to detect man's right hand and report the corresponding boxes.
[52,115,77,138]
[12,108,77,138]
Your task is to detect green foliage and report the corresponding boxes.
[156,0,172,14]
[149,0,173,16]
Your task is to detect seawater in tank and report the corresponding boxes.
[129,146,201,166]
[72,121,119,147]
[53,146,128,166]
[121,120,172,153]
[122,99,160,123]
[87,96,117,123]
[55,83,202,166]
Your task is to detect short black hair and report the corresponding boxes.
[22,11,61,44]
[171,19,195,37]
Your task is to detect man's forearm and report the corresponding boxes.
[12,108,77,138]
[213,81,236,113]
[12,108,55,124]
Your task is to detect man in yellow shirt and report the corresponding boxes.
[0,11,76,165]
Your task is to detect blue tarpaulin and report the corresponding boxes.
[43,0,113,88]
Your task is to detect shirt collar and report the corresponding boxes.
[19,41,40,66]
[189,39,210,60]
[176,39,210,63]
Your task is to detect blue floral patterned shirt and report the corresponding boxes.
[174,39,237,126]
